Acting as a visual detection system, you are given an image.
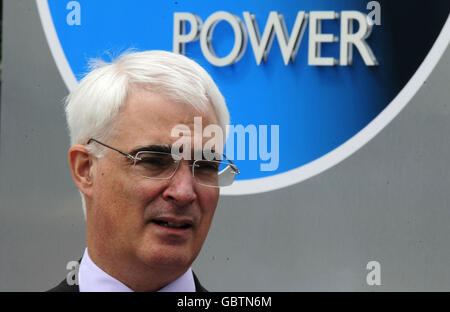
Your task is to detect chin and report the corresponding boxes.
[137,243,196,271]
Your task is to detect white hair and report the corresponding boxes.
[66,50,229,147]
[65,50,230,216]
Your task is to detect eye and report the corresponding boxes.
[195,161,220,171]
[136,153,174,168]
[132,152,179,179]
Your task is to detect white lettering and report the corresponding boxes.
[340,11,378,66]
[243,11,308,65]
[308,11,338,66]
[173,10,378,67]
[200,11,247,67]
[173,13,202,54]
[178,296,211,309]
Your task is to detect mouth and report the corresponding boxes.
[149,217,194,231]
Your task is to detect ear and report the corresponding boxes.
[68,145,95,199]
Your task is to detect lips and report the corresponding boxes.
[149,217,194,230]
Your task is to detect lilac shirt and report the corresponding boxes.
[78,248,196,292]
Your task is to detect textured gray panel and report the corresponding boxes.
[0,0,85,291]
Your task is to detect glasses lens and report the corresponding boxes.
[193,160,237,187]
[133,152,178,179]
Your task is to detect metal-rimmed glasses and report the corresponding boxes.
[87,138,240,188]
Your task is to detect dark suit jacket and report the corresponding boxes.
[47,263,207,292]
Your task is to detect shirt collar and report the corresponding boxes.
[78,248,196,292]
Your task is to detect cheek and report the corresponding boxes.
[198,188,219,227]
[96,169,132,206]
[134,179,167,203]
[92,164,144,228]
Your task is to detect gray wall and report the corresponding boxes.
[1,0,449,291]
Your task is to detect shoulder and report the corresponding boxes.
[193,272,208,292]
[47,279,79,292]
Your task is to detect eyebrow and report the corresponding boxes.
[129,144,172,155]
[129,145,222,160]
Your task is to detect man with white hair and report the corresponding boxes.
[49,50,239,292]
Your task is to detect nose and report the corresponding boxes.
[162,161,197,207]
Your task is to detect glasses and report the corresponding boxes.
[87,138,240,188]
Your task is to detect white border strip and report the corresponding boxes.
[36,1,450,195]
[36,0,78,91]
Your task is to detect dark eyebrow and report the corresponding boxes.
[129,145,223,160]
[129,144,171,156]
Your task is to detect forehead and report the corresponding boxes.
[110,88,219,148]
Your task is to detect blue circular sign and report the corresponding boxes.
[37,0,450,194]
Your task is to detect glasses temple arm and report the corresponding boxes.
[87,138,136,160]
[222,154,240,174]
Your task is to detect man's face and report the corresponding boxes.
[87,88,220,273]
